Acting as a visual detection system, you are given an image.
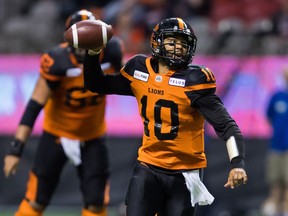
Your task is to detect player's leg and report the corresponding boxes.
[78,137,110,216]
[15,131,67,216]
[157,172,195,216]
[15,199,43,216]
[125,162,164,216]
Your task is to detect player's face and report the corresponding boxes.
[163,36,188,60]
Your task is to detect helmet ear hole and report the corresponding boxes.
[150,17,197,70]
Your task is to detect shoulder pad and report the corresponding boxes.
[40,45,75,80]
[172,64,216,91]
[180,65,216,85]
[121,54,147,77]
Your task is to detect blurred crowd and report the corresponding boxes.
[0,0,288,55]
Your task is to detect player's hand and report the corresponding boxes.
[224,168,247,189]
[3,155,20,177]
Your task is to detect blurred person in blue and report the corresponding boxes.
[261,68,288,216]
[3,9,124,216]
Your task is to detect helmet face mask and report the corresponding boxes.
[151,18,197,70]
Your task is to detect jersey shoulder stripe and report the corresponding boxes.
[120,54,148,81]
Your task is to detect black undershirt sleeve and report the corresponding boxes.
[187,90,245,168]
[103,37,123,72]
[187,90,240,140]
[83,54,133,95]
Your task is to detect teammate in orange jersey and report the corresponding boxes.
[3,9,124,216]
[83,17,248,216]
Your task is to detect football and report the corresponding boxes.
[63,19,114,49]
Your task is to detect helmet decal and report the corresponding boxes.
[176,18,185,30]
[65,9,96,30]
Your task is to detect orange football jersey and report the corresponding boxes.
[120,55,216,170]
[84,54,243,171]
[39,40,122,141]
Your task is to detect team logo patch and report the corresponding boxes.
[169,77,186,87]
[66,68,82,77]
[134,70,149,82]
[155,75,162,82]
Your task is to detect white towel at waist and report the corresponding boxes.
[182,170,214,207]
[60,137,82,166]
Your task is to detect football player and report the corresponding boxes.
[3,9,124,216]
[83,17,248,216]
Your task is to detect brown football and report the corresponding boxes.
[63,19,114,49]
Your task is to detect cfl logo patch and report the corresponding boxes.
[134,70,149,82]
[155,75,162,82]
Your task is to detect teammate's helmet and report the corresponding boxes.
[65,9,96,30]
[150,17,197,70]
[65,9,96,62]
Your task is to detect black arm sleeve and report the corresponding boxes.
[188,90,245,168]
[83,54,133,95]
[190,90,241,140]
[19,99,43,128]
[103,37,123,71]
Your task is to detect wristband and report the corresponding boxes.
[226,136,239,161]
[88,49,102,56]
[231,157,245,169]
[7,139,25,157]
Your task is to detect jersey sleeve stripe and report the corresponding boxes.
[201,68,211,81]
[201,68,215,82]
[187,83,216,91]
[205,67,216,81]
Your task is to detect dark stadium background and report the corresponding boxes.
[0,0,286,215]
